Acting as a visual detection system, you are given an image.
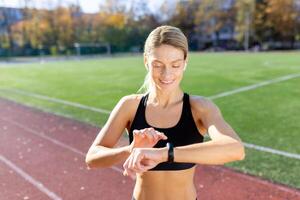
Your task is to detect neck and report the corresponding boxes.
[147,88,184,108]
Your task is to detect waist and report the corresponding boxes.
[133,166,197,199]
[137,165,196,182]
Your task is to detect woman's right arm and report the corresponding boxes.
[85,95,134,169]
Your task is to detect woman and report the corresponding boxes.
[85,25,245,200]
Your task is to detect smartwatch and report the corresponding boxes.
[166,142,174,163]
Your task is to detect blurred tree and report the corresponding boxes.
[169,0,199,50]
[126,0,160,52]
[3,0,300,57]
[234,0,255,50]
[0,6,14,55]
[252,0,268,45]
[265,0,298,44]
[95,0,135,51]
[55,6,74,52]
[253,0,299,48]
[11,9,51,50]
[195,0,234,48]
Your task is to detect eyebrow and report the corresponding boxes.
[153,59,183,63]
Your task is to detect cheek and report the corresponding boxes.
[150,69,161,78]
[174,70,184,79]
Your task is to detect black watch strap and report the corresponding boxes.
[166,142,174,162]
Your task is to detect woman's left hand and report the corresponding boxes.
[123,147,167,179]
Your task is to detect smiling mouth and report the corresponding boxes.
[159,79,174,84]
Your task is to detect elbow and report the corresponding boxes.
[85,154,95,169]
[235,142,246,161]
[85,154,102,169]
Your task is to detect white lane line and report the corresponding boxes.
[243,142,300,160]
[1,73,299,115]
[0,73,300,160]
[0,88,111,114]
[1,114,300,163]
[0,155,62,200]
[1,115,300,197]
[0,117,123,174]
[203,134,300,160]
[209,73,300,99]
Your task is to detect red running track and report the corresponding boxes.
[0,98,299,200]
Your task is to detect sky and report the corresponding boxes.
[0,0,163,13]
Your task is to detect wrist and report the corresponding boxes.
[166,142,174,162]
[159,147,168,162]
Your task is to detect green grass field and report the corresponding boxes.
[0,52,299,189]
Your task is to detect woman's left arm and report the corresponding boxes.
[169,97,245,165]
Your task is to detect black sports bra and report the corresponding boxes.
[128,92,204,170]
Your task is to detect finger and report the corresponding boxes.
[128,149,141,172]
[133,130,146,141]
[124,155,137,179]
[156,131,168,140]
[128,149,147,174]
[123,153,133,174]
[133,130,141,137]
[141,129,154,143]
[123,169,128,176]
[140,129,149,138]
[128,151,135,170]
[146,129,156,142]
[149,129,159,141]
[140,131,146,138]
[132,152,144,172]
[123,159,130,176]
[123,157,129,171]
[146,127,155,134]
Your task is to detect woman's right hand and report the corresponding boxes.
[130,127,167,152]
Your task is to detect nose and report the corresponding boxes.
[161,66,173,76]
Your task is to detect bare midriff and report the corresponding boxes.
[133,166,197,200]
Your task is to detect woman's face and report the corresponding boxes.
[145,44,187,92]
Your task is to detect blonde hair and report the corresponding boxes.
[137,25,188,94]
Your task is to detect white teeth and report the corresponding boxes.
[160,80,173,84]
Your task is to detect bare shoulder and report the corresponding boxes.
[120,93,145,128]
[122,93,144,101]
[120,93,144,108]
[189,94,220,115]
[108,93,144,122]
[90,93,145,148]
